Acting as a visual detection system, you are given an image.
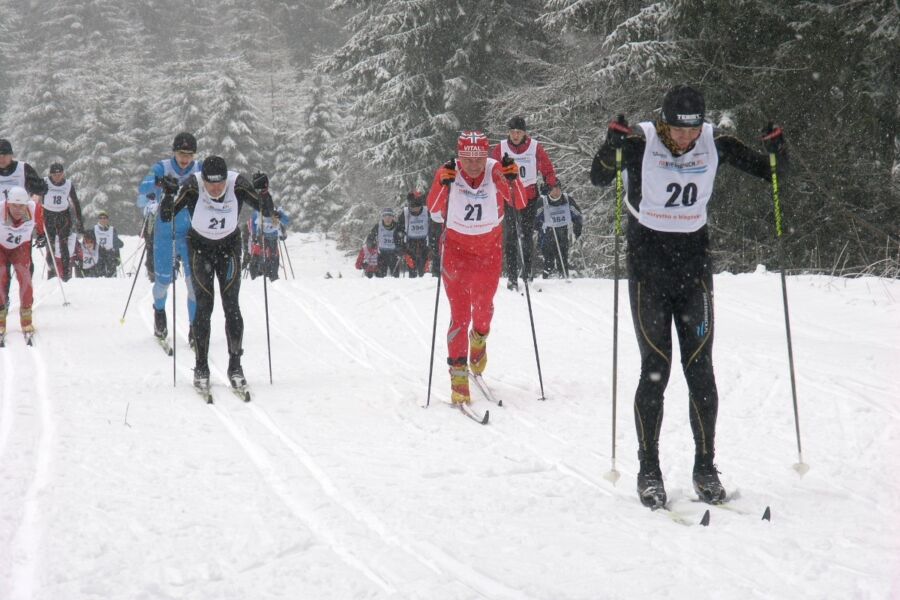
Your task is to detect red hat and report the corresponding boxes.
[457,131,489,158]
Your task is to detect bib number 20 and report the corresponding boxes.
[664,182,698,207]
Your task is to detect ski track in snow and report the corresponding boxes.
[1,236,898,599]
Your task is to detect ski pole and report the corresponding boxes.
[512,204,547,401]
[604,147,624,484]
[769,150,807,475]
[551,226,569,280]
[276,239,288,280]
[426,160,454,408]
[120,237,148,323]
[43,244,70,306]
[259,221,273,384]
[281,236,295,279]
[171,214,177,386]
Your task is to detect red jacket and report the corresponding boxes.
[426,161,526,254]
[489,135,558,203]
[355,245,379,273]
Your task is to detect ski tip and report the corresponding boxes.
[762,506,771,521]
[481,410,490,425]
[699,510,711,527]
[497,399,503,407]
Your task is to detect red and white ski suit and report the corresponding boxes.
[0,200,45,325]
[426,160,526,363]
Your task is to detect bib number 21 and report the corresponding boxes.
[209,217,226,230]
[664,182,698,207]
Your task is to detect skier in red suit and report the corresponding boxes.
[0,186,46,342]
[425,131,526,404]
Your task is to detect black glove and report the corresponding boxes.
[159,194,174,222]
[158,174,180,194]
[252,171,269,190]
[500,154,518,180]
[761,122,785,153]
[607,114,631,149]
[34,233,47,248]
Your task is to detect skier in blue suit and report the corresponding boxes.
[137,132,199,346]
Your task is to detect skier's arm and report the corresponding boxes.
[590,130,645,187]
[570,197,583,237]
[234,175,271,214]
[33,203,46,237]
[24,163,47,199]
[535,143,558,188]
[69,183,85,233]
[138,163,165,214]
[492,162,527,210]
[162,176,198,221]
[365,224,378,247]
[714,130,788,180]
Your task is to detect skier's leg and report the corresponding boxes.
[189,242,216,369]
[215,239,244,360]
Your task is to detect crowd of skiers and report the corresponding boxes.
[0,82,790,511]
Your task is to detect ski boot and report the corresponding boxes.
[0,308,6,346]
[637,451,667,509]
[449,363,470,405]
[227,354,247,389]
[193,364,210,391]
[506,279,518,292]
[0,326,5,348]
[693,460,726,504]
[468,330,488,376]
[153,307,167,339]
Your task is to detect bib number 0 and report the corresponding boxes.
[664,182,698,207]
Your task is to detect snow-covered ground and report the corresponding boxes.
[1,234,898,600]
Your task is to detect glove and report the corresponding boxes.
[252,171,269,190]
[500,153,518,180]
[607,114,631,149]
[159,194,174,222]
[761,122,785,153]
[34,233,47,248]
[438,159,457,186]
[158,174,180,194]
[405,254,415,269]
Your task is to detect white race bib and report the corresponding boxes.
[637,122,719,233]
[499,139,538,186]
[190,171,240,240]
[0,199,37,249]
[446,159,502,236]
[43,179,72,212]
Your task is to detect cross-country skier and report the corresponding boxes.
[42,162,84,281]
[365,208,401,278]
[489,116,559,291]
[247,171,290,282]
[590,84,788,508]
[93,211,124,277]
[533,183,582,278]
[0,139,47,206]
[137,132,199,346]
[426,130,526,405]
[397,190,432,278]
[0,186,45,344]
[159,155,273,392]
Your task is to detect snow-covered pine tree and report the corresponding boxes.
[195,63,268,178]
[324,0,550,189]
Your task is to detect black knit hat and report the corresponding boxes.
[201,156,228,183]
[506,116,527,131]
[661,85,706,127]
[0,139,12,154]
[172,132,197,153]
[49,162,65,174]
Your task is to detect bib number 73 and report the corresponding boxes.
[664,182,698,207]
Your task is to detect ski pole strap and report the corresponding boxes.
[614,148,623,237]
[770,152,783,238]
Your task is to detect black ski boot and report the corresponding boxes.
[153,308,167,339]
[227,354,246,389]
[506,279,519,292]
[693,459,726,504]
[637,462,667,510]
[193,364,210,391]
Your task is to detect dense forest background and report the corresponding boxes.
[0,0,896,275]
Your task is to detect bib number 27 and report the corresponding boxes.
[464,203,483,221]
[664,182,698,207]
